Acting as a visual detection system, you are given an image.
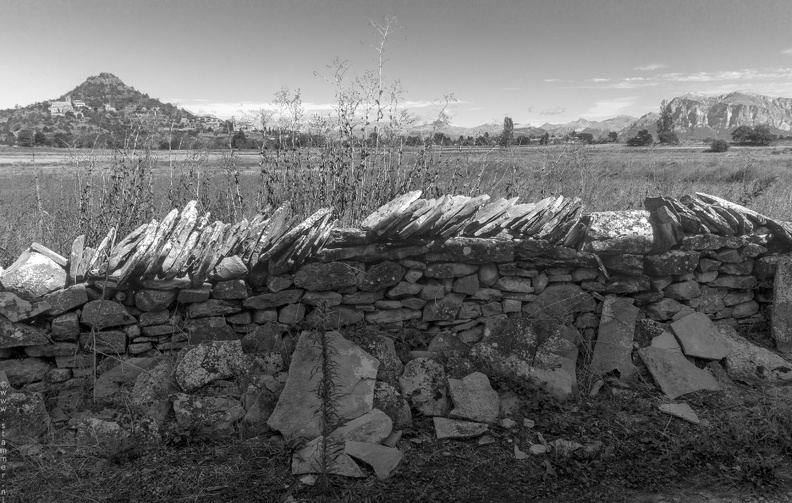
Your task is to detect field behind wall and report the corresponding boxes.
[1,142,792,268]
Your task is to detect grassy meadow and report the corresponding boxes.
[1,142,792,268]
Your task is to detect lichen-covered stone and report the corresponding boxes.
[399,357,448,417]
[243,289,304,309]
[135,289,177,312]
[176,340,247,392]
[0,358,52,387]
[4,391,51,444]
[584,210,653,255]
[212,279,249,300]
[359,261,406,292]
[80,300,136,330]
[172,393,246,438]
[0,249,67,301]
[0,315,50,348]
[186,299,243,318]
[425,262,479,279]
[374,381,412,428]
[644,250,700,276]
[293,262,357,291]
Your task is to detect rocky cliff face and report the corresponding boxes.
[621,92,792,140]
[669,92,792,132]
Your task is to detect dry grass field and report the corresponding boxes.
[1,142,792,267]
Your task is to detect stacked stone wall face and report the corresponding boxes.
[0,228,784,393]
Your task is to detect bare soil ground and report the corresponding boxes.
[8,373,792,503]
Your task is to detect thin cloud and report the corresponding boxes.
[502,87,522,91]
[179,99,440,119]
[540,107,566,116]
[783,48,792,55]
[588,78,609,82]
[586,98,635,119]
[634,63,666,71]
[577,68,792,93]
[544,79,560,82]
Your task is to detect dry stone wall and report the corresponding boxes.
[2,190,792,452]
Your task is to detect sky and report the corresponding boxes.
[2,0,792,127]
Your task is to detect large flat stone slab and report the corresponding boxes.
[0,249,66,300]
[292,436,365,477]
[470,318,576,400]
[772,257,792,353]
[344,441,403,479]
[669,312,730,360]
[590,296,638,380]
[718,324,792,383]
[638,346,719,399]
[268,331,379,439]
[448,372,500,424]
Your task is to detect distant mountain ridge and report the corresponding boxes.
[448,91,792,142]
[0,73,195,148]
[3,74,791,145]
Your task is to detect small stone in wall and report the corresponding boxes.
[80,300,136,330]
[212,280,249,300]
[243,289,305,309]
[425,262,479,279]
[423,293,465,322]
[359,261,406,292]
[79,330,127,354]
[293,262,357,291]
[135,289,177,312]
[177,285,212,304]
[186,299,243,318]
[365,308,421,325]
[663,280,701,301]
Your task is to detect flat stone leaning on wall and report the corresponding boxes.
[2,190,792,473]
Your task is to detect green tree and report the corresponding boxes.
[539,132,550,145]
[731,125,775,146]
[709,139,729,152]
[34,130,48,146]
[626,129,653,146]
[656,100,674,137]
[499,116,514,147]
[608,131,618,143]
[231,130,249,149]
[16,129,34,147]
